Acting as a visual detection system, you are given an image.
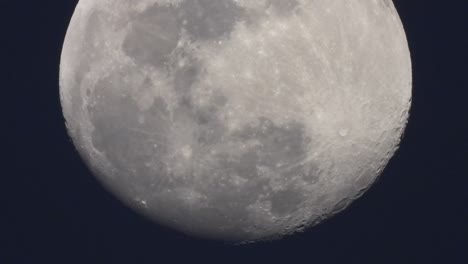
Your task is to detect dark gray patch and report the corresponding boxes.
[301,165,320,184]
[178,0,245,40]
[269,188,306,215]
[173,60,200,94]
[215,149,260,180]
[235,117,310,168]
[195,122,226,145]
[174,89,228,145]
[123,0,246,67]
[177,205,257,241]
[267,0,299,16]
[188,117,315,229]
[207,117,314,197]
[196,169,270,239]
[143,158,266,241]
[195,106,217,126]
[170,53,202,108]
[211,93,228,107]
[123,5,180,68]
[88,72,177,195]
[194,92,227,122]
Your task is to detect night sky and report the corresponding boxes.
[8,0,468,263]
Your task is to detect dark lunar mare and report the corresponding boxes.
[84,0,320,241]
[122,0,245,69]
[267,0,299,16]
[87,63,317,241]
[121,0,300,69]
[177,0,246,40]
[123,5,181,69]
[88,71,175,196]
[60,0,413,243]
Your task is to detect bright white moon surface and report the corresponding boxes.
[60,0,412,242]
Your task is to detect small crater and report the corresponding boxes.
[338,128,349,137]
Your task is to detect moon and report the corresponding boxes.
[60,0,411,243]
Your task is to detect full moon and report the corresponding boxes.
[60,0,411,242]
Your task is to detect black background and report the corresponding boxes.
[8,0,468,263]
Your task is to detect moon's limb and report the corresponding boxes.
[60,0,412,242]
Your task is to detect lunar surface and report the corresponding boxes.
[60,0,412,242]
